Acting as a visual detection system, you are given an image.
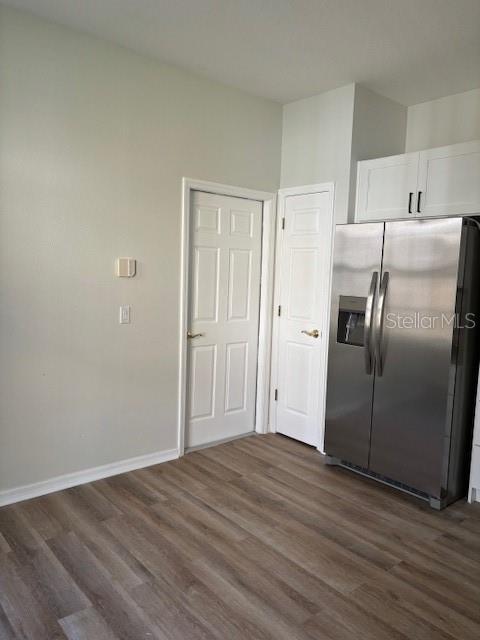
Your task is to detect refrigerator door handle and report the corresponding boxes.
[375,271,390,376]
[364,271,379,375]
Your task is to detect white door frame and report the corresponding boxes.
[270,182,335,453]
[178,178,277,456]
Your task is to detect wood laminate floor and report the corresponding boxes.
[1,433,480,639]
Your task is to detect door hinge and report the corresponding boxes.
[281,217,285,230]
[278,305,281,317]
[274,389,278,401]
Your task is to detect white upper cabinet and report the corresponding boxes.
[355,140,480,222]
[355,153,419,222]
[417,141,480,217]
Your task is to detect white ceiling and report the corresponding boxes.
[4,0,480,105]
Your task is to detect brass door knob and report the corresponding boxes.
[187,331,204,339]
[301,329,320,338]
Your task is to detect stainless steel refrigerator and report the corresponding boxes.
[325,217,480,509]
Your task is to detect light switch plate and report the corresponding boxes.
[116,257,136,277]
[119,305,131,324]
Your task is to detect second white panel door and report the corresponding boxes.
[275,190,334,446]
[186,190,262,449]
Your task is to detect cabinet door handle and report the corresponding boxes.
[408,192,414,214]
[417,191,422,213]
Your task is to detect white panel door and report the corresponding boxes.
[186,191,262,448]
[275,190,334,446]
[355,153,419,222]
[417,141,480,217]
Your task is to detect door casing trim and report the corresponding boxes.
[178,178,277,456]
[270,182,335,453]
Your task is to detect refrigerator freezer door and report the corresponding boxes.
[325,223,384,467]
[369,218,463,497]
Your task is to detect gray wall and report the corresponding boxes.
[349,85,407,218]
[280,84,407,223]
[280,84,356,223]
[0,6,282,491]
[3,4,477,495]
[406,88,480,151]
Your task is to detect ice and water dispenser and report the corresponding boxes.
[337,296,366,347]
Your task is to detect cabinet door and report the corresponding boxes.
[417,141,480,217]
[355,153,419,222]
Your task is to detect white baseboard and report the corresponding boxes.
[0,447,178,508]
[469,487,479,503]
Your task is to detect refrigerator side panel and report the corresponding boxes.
[369,218,463,498]
[325,223,384,468]
[445,221,480,502]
